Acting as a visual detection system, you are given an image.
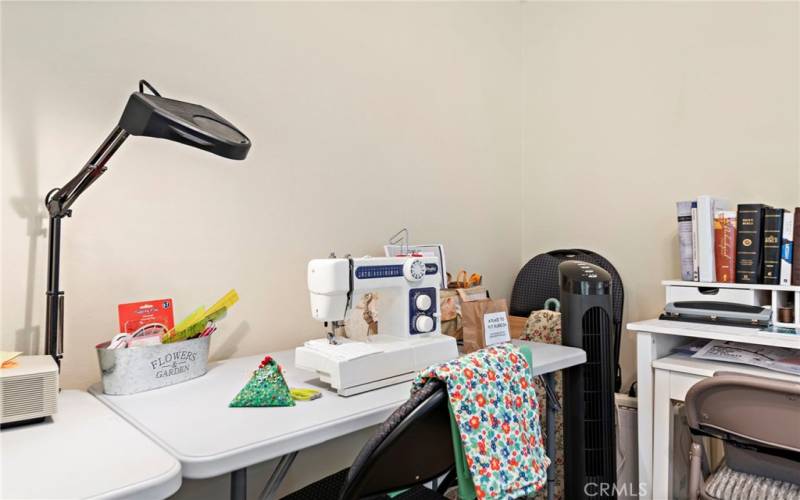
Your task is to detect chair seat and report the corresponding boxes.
[281,468,448,500]
[704,464,800,500]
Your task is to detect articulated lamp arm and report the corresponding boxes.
[46,127,129,219]
[44,126,130,366]
[42,79,251,367]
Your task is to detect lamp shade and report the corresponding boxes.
[118,91,251,160]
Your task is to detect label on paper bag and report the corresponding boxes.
[483,311,510,346]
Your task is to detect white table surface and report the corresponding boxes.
[514,340,586,375]
[90,349,410,479]
[628,318,800,500]
[0,390,181,500]
[90,341,585,480]
[628,318,800,349]
[652,352,800,383]
[649,352,800,499]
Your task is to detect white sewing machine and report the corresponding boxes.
[295,255,458,396]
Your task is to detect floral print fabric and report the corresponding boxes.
[413,343,549,499]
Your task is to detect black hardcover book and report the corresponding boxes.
[762,208,784,284]
[793,207,800,285]
[735,204,768,284]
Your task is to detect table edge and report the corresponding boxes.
[94,459,182,500]
[2,390,183,500]
[90,385,404,478]
[88,343,587,478]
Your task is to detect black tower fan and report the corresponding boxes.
[510,249,624,392]
[559,261,617,499]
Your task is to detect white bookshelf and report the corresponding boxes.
[662,280,800,330]
[661,280,800,292]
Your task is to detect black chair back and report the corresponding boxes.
[339,380,454,499]
[510,248,624,390]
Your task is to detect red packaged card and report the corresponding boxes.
[118,299,174,336]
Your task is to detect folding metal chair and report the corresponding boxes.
[685,372,800,500]
[281,379,455,500]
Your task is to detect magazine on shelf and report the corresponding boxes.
[692,340,800,376]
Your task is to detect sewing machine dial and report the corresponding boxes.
[403,259,426,282]
[415,294,432,311]
[415,315,434,333]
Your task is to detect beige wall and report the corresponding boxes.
[1,1,798,498]
[1,1,523,388]
[1,3,522,496]
[522,1,800,391]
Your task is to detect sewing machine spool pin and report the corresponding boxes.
[389,228,410,255]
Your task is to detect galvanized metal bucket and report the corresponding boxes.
[96,336,210,395]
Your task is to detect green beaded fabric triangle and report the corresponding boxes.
[229,358,295,408]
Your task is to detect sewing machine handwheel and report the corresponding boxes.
[403,258,426,282]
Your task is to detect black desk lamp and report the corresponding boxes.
[44,80,251,366]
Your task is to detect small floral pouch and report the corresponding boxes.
[229,356,295,407]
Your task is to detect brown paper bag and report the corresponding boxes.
[461,298,510,353]
[447,270,482,289]
[440,285,488,342]
[456,286,489,302]
[508,315,528,339]
[440,289,462,340]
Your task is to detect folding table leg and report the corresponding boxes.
[259,451,299,500]
[231,468,247,500]
[543,372,557,500]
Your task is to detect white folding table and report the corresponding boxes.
[629,319,800,500]
[515,340,586,500]
[90,341,585,500]
[0,390,182,500]
[90,349,410,500]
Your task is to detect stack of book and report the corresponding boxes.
[676,197,800,285]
